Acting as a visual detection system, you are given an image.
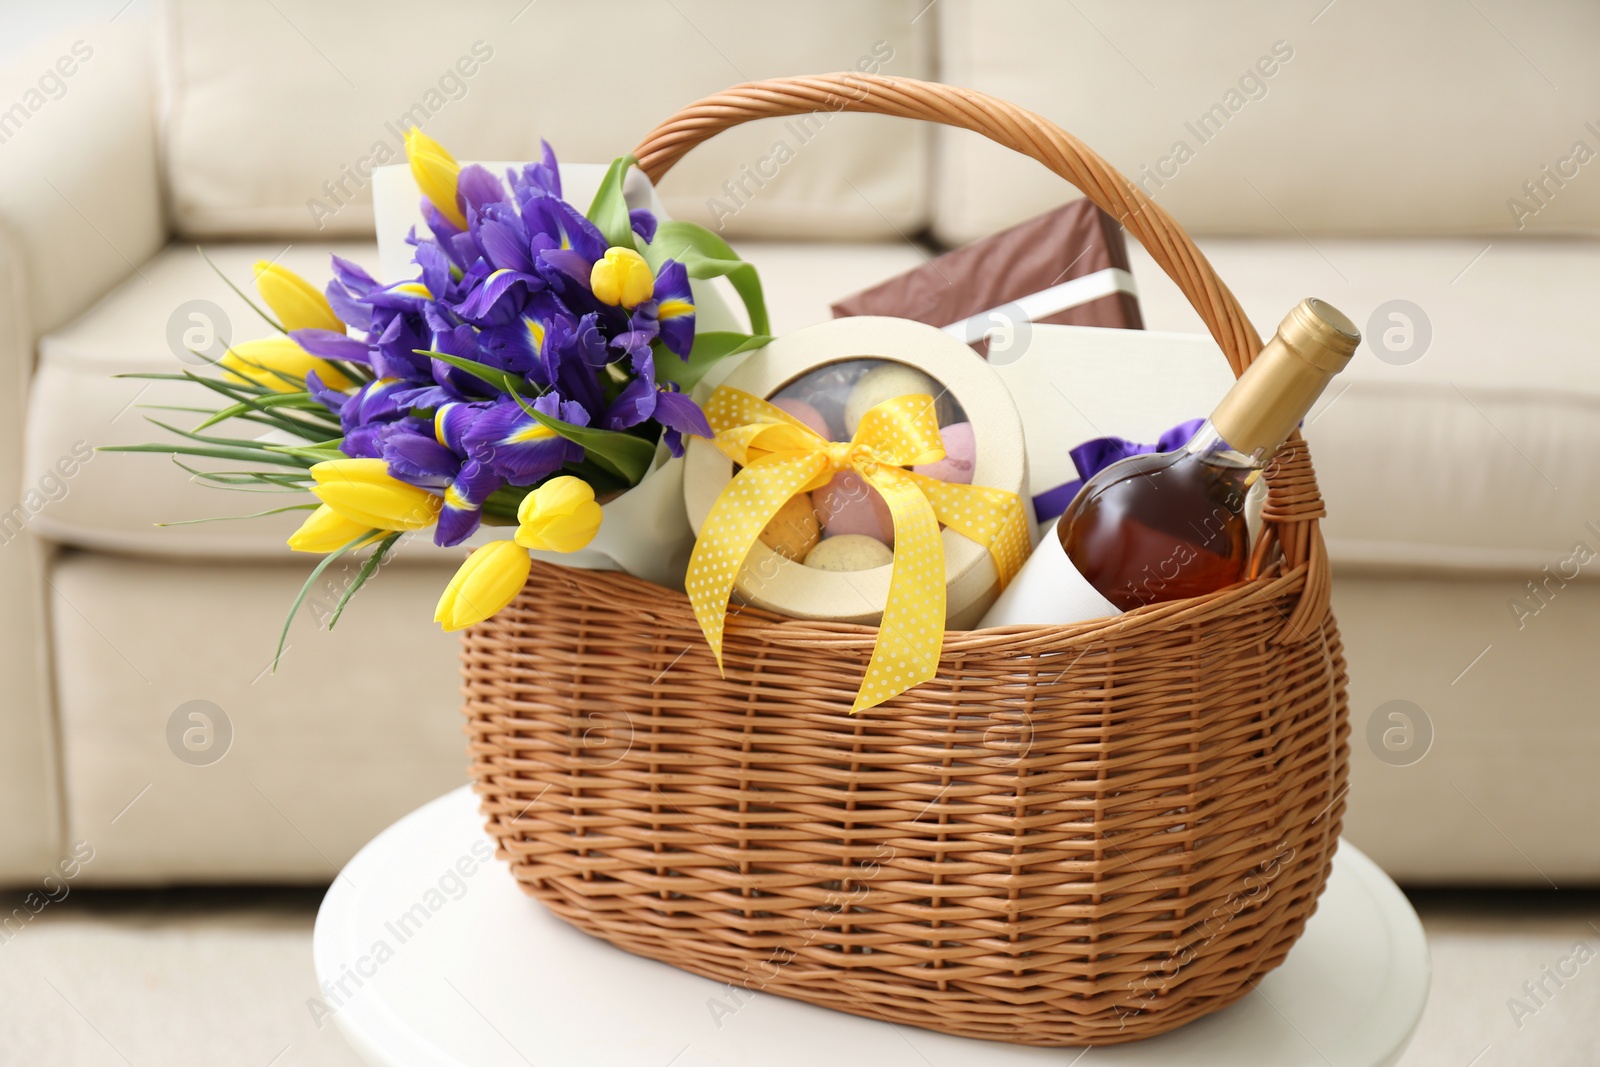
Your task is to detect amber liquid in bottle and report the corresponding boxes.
[1055,298,1360,614]
[1059,428,1254,611]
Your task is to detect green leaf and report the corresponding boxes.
[221,412,340,440]
[140,412,334,460]
[121,370,348,435]
[143,403,337,439]
[274,534,373,671]
[645,221,769,336]
[658,332,771,391]
[98,443,309,468]
[197,245,285,334]
[508,387,655,486]
[122,370,332,439]
[215,353,310,392]
[194,393,340,434]
[206,395,340,441]
[417,349,529,397]
[140,416,274,449]
[586,155,641,251]
[261,443,346,465]
[327,532,402,631]
[162,461,311,496]
[142,417,338,465]
[157,503,320,527]
[170,457,313,488]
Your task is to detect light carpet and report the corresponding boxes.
[0,887,1595,1065]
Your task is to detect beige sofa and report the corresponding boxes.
[3,0,1595,885]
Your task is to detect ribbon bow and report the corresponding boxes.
[1031,418,1205,522]
[687,386,1030,712]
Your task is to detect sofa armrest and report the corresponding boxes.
[0,21,165,342]
[0,20,163,880]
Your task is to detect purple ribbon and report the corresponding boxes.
[1031,418,1205,521]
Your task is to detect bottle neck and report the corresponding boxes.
[1209,341,1334,457]
[1185,419,1262,465]
[1183,420,1263,510]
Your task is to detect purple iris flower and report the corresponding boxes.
[291,328,369,365]
[648,260,695,359]
[524,197,610,308]
[603,347,711,457]
[423,304,499,401]
[472,203,535,275]
[507,141,561,205]
[324,256,380,331]
[654,385,712,457]
[455,164,506,221]
[416,202,478,270]
[629,208,658,244]
[304,369,348,417]
[435,460,502,546]
[541,314,606,416]
[378,407,507,547]
[343,413,428,461]
[368,314,433,381]
[544,197,609,263]
[413,241,458,306]
[454,267,545,325]
[476,292,562,378]
[344,378,407,429]
[432,402,480,453]
[464,393,587,486]
[609,319,659,364]
[382,425,459,486]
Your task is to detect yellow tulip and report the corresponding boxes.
[220,336,355,393]
[434,540,531,631]
[253,261,344,333]
[589,246,654,308]
[403,126,467,230]
[514,476,603,553]
[310,458,442,531]
[287,505,385,553]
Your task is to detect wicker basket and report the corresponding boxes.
[461,74,1348,1047]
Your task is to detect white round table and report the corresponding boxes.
[315,787,1429,1067]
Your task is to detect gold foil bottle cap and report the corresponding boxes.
[1210,298,1360,457]
[1278,298,1360,372]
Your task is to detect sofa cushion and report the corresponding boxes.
[160,0,930,242]
[1335,570,1600,884]
[49,550,465,884]
[25,239,930,557]
[932,0,1600,243]
[1125,235,1600,574]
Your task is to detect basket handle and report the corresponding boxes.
[634,74,1330,641]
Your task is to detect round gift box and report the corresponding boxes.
[683,315,1036,629]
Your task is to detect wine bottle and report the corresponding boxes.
[979,298,1359,627]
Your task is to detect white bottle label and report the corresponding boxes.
[977,518,1120,627]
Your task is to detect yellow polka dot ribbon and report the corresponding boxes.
[686,386,1030,713]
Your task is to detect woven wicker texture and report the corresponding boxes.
[463,75,1349,1046]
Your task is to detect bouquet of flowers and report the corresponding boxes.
[110,130,769,661]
